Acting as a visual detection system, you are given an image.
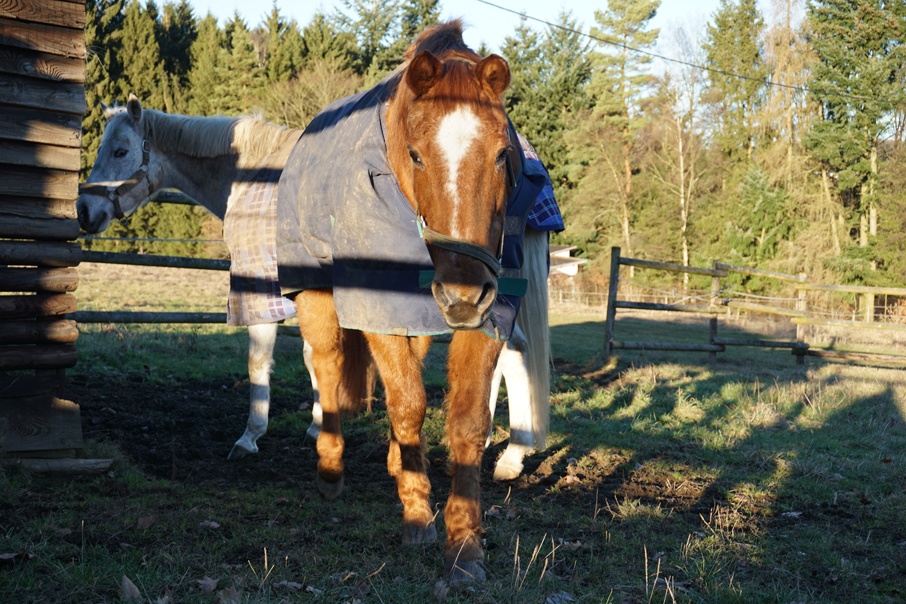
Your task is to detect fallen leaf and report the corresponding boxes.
[217,586,242,604]
[351,580,370,597]
[120,575,143,602]
[198,520,221,529]
[153,587,172,604]
[274,580,303,591]
[486,505,502,518]
[197,576,219,595]
[305,585,324,595]
[0,552,35,563]
[137,515,156,530]
[434,580,450,602]
[546,591,575,604]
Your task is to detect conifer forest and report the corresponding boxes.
[81,0,906,296]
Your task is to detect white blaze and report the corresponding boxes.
[436,106,480,213]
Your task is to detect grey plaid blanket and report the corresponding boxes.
[223,155,298,326]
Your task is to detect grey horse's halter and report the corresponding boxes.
[78,139,152,220]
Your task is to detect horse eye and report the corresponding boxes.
[113,148,128,158]
[496,147,510,165]
[407,145,424,168]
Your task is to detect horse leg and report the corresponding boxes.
[491,324,534,481]
[363,332,436,545]
[294,289,347,500]
[229,322,278,460]
[444,330,503,584]
[302,339,323,443]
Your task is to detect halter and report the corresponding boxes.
[78,139,152,220]
[413,128,521,279]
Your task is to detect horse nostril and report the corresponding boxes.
[478,282,495,306]
[432,282,451,309]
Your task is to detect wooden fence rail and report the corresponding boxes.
[604,247,906,366]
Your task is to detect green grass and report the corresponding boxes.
[4,266,906,602]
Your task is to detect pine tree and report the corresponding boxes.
[219,16,266,114]
[582,0,661,264]
[301,12,357,68]
[186,13,226,115]
[82,0,126,179]
[118,0,169,110]
[702,0,768,163]
[805,0,906,282]
[159,0,197,111]
[263,3,303,82]
[332,0,399,75]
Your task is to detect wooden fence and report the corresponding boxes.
[0,0,87,454]
[605,247,906,365]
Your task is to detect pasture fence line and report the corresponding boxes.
[604,247,906,366]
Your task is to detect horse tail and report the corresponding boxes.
[338,329,374,416]
[518,226,550,448]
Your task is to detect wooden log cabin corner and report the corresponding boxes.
[0,0,86,457]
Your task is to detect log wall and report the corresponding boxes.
[0,0,85,453]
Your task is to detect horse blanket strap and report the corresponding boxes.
[277,69,553,341]
[223,140,301,326]
[78,140,152,219]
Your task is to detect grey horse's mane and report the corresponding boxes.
[107,106,301,169]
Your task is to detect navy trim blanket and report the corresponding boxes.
[276,74,554,340]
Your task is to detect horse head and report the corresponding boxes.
[391,49,513,331]
[77,94,157,233]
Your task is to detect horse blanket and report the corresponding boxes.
[276,72,560,340]
[224,145,300,326]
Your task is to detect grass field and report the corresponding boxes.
[2,263,905,603]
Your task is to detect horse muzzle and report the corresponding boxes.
[76,195,113,234]
[431,275,497,330]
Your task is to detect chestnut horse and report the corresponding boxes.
[277,21,537,582]
[75,97,551,482]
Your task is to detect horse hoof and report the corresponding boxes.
[444,559,486,584]
[303,425,320,445]
[401,523,437,545]
[315,474,344,500]
[228,443,254,461]
[492,460,523,481]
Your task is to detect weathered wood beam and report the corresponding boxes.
[0,267,79,292]
[0,240,81,267]
[0,17,85,58]
[80,250,230,271]
[0,71,86,114]
[71,311,227,324]
[1,164,78,199]
[0,318,78,344]
[0,344,77,370]
[714,262,809,283]
[0,105,81,147]
[0,293,76,319]
[0,139,81,171]
[0,45,85,83]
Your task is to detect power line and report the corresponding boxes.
[475,0,903,107]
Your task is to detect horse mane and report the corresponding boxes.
[118,109,301,169]
[402,19,478,63]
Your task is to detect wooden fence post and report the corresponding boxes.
[709,261,721,359]
[604,247,620,359]
[796,273,807,365]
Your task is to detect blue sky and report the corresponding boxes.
[185,0,726,57]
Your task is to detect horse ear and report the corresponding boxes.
[126,93,142,125]
[406,51,443,96]
[476,54,510,96]
[101,101,116,121]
